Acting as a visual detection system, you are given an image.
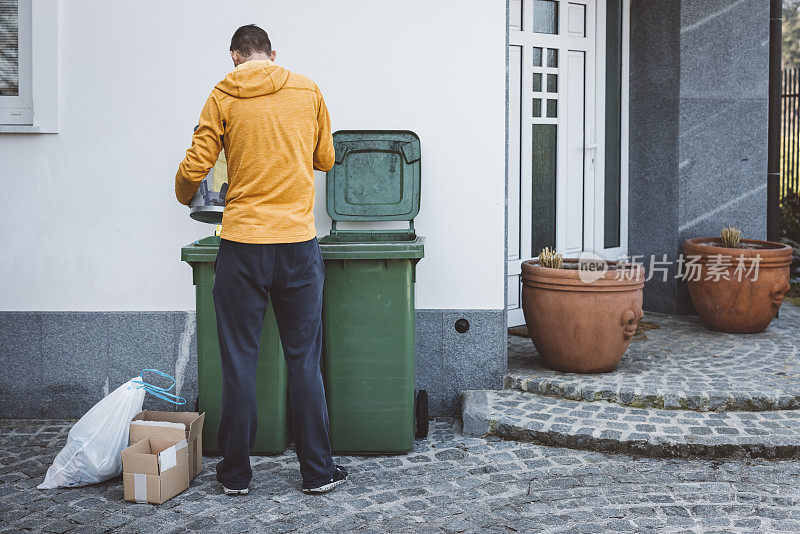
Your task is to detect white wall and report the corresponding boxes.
[0,0,506,311]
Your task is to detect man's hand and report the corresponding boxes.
[176,94,225,205]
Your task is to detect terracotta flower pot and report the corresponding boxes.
[684,238,792,334]
[520,259,645,373]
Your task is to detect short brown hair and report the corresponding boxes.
[230,24,272,56]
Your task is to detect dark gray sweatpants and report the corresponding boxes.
[212,237,334,490]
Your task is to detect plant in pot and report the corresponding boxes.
[520,248,645,373]
[684,227,793,334]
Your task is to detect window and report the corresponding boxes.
[0,0,32,125]
[0,1,19,95]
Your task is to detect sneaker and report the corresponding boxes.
[302,465,348,494]
[222,485,249,496]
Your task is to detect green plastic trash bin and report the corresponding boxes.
[319,130,426,454]
[181,235,290,455]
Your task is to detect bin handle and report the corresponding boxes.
[333,140,420,164]
[334,143,349,163]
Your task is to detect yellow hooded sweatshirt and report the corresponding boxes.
[175,60,335,244]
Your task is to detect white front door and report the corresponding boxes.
[507,0,627,326]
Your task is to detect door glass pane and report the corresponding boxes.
[546,99,558,118]
[547,74,558,93]
[509,0,522,30]
[532,0,559,34]
[532,125,557,255]
[532,98,542,117]
[0,0,19,96]
[532,47,543,67]
[547,49,559,68]
[532,73,542,92]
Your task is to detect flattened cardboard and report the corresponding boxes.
[121,438,190,505]
[130,411,205,479]
[131,420,184,431]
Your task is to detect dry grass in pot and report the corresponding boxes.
[719,227,742,248]
[538,247,563,269]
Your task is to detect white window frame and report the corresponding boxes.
[0,0,59,133]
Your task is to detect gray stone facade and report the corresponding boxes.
[0,309,505,419]
[416,310,507,416]
[628,0,769,313]
[0,312,199,420]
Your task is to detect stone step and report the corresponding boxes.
[461,389,800,460]
[507,306,800,412]
[505,365,800,412]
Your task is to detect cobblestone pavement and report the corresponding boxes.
[4,419,800,533]
[462,390,800,459]
[507,304,800,412]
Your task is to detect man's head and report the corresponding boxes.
[230,24,276,67]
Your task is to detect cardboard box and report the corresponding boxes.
[122,438,189,504]
[130,411,205,480]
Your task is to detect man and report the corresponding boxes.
[175,24,347,495]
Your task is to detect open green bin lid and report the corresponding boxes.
[321,130,424,260]
[326,130,420,223]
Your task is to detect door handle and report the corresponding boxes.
[585,143,597,165]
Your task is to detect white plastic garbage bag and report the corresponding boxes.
[37,378,146,489]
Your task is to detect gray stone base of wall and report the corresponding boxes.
[0,309,506,419]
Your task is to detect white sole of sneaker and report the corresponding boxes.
[302,478,346,495]
[223,487,249,496]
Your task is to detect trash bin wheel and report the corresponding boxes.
[415,390,429,439]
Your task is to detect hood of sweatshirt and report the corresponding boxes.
[215,60,290,98]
